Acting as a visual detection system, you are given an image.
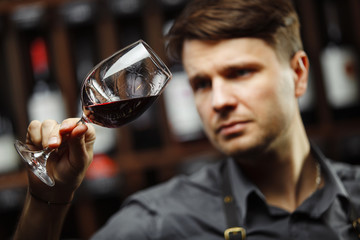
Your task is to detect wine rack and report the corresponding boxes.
[0,0,359,239]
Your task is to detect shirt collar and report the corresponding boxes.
[307,143,349,217]
[226,157,264,221]
[226,143,351,221]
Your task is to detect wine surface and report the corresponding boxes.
[83,95,158,128]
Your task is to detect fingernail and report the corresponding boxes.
[60,123,69,130]
[48,137,59,145]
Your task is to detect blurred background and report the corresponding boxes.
[0,0,359,239]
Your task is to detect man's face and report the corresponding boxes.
[183,38,300,159]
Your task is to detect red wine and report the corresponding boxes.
[83,95,158,128]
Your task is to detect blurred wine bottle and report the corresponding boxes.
[60,0,117,155]
[163,66,204,142]
[59,0,98,89]
[107,0,145,45]
[161,5,205,142]
[0,19,19,174]
[319,0,360,119]
[109,0,164,150]
[11,4,66,123]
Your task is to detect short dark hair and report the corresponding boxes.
[166,0,303,62]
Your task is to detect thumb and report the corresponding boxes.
[67,123,95,172]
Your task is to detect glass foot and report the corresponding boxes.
[14,140,55,187]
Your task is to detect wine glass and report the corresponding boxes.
[14,40,172,187]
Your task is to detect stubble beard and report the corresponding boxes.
[212,126,281,166]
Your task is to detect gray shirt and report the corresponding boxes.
[92,147,360,239]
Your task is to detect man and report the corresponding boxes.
[14,0,360,239]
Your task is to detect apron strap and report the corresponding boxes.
[222,164,246,240]
[348,200,360,238]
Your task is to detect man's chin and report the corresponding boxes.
[217,139,267,159]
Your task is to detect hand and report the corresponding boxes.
[25,118,96,203]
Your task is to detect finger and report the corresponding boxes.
[60,118,96,147]
[26,120,42,146]
[59,118,82,135]
[81,123,96,147]
[40,119,60,148]
[69,123,96,151]
[67,123,95,170]
[71,123,90,138]
[68,124,90,171]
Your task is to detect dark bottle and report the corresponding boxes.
[109,0,164,150]
[319,0,360,119]
[0,22,19,174]
[60,0,117,155]
[11,4,66,123]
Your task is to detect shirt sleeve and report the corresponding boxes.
[90,200,155,240]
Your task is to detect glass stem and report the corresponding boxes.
[78,114,89,125]
[32,147,55,167]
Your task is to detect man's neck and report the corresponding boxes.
[235,119,318,212]
[253,153,318,212]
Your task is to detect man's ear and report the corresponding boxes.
[291,51,309,98]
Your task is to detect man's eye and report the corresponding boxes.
[237,69,251,76]
[227,69,253,79]
[193,79,211,91]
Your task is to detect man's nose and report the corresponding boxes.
[212,79,237,113]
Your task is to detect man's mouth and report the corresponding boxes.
[216,120,251,136]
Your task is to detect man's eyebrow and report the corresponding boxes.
[219,61,263,73]
[188,61,263,83]
[188,73,210,83]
